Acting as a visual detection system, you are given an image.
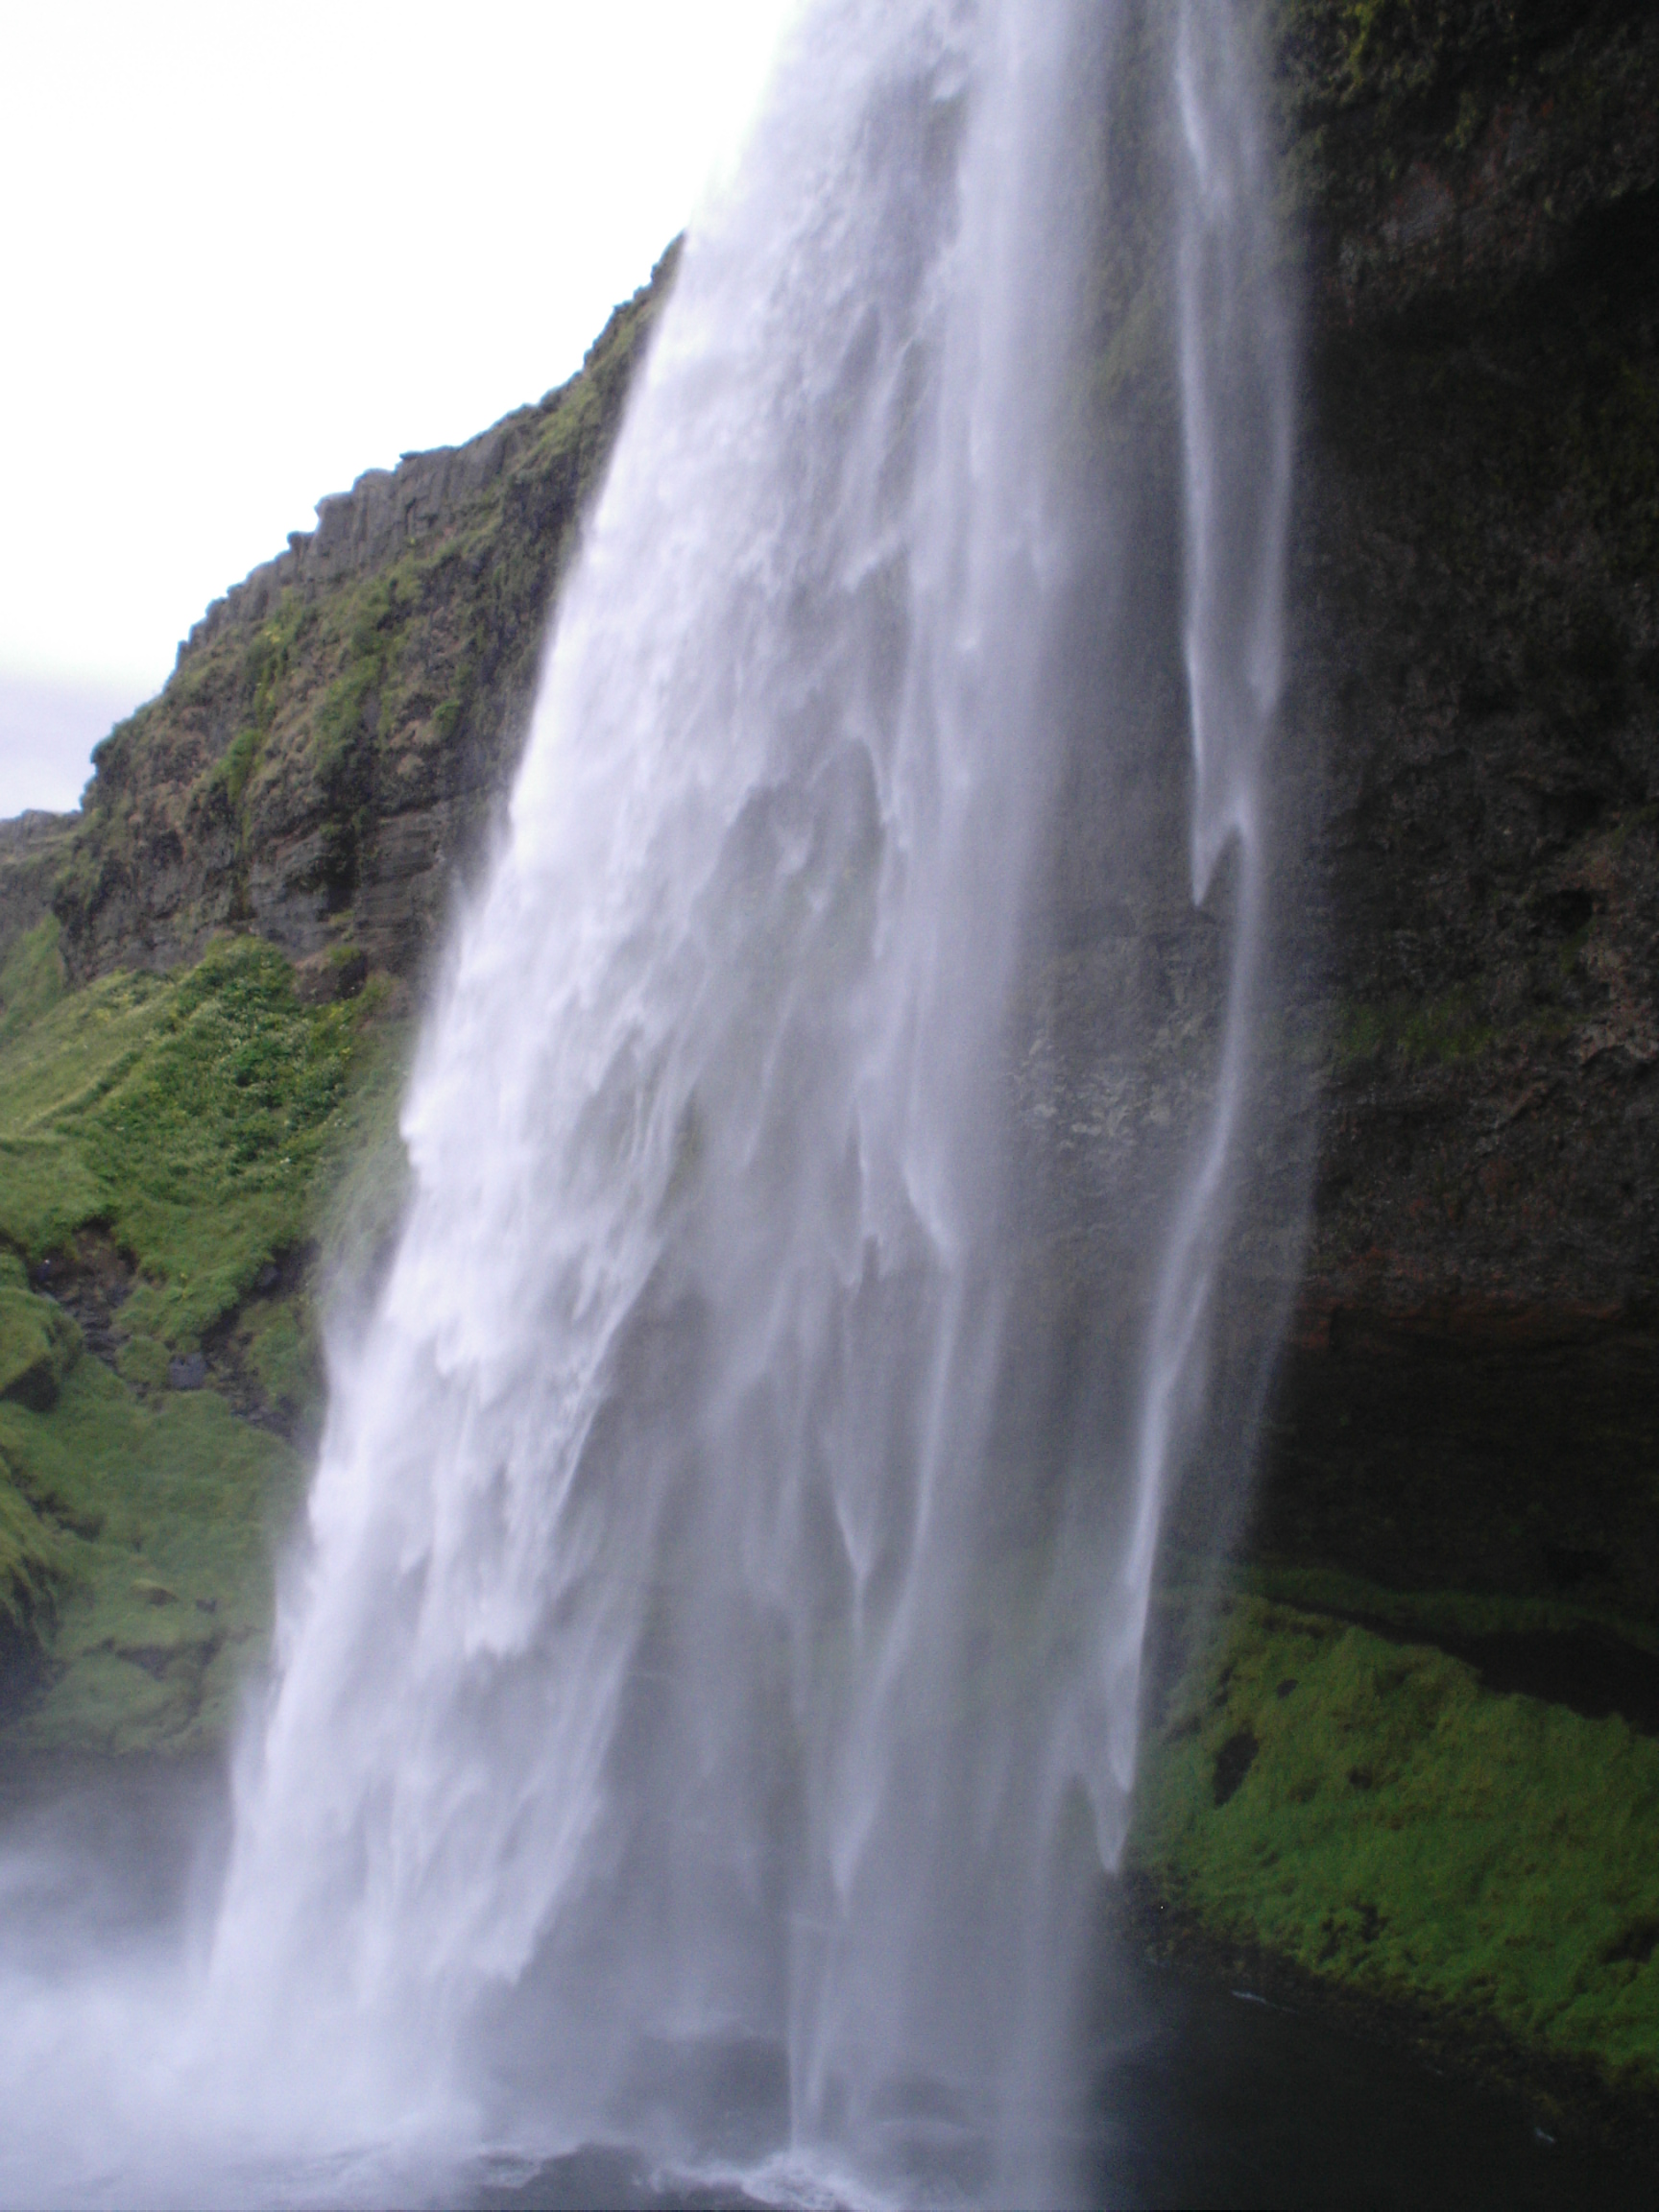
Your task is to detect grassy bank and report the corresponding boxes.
[1130,1585,1659,2106]
[0,921,409,1751]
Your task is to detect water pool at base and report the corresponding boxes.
[1,1757,1647,2212]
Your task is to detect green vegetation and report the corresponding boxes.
[0,1254,78,1410]
[0,1455,66,1666]
[0,916,66,1043]
[0,933,380,1344]
[0,929,412,1749]
[0,1358,302,1752]
[1275,0,1527,126]
[0,245,676,1751]
[1132,1591,1659,2093]
[1335,991,1494,1070]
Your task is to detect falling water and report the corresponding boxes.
[0,2,1297,2204]
[1078,0,1296,1878]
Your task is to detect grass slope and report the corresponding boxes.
[0,1358,301,1753]
[0,921,409,1750]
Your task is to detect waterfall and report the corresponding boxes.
[1079,0,1296,1875]
[0,2,1297,2204]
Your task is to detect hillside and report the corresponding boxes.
[0,249,676,1750]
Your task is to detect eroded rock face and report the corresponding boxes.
[1007,1,1659,1635]
[46,245,680,987]
[1281,0,1657,325]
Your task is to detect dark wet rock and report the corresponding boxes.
[0,1281,81,1411]
[291,947,367,1004]
[167,1354,206,1392]
[1189,0,1659,1651]
[29,1230,133,1369]
[1214,1729,1260,1806]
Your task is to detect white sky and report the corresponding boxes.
[0,0,800,817]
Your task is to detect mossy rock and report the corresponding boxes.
[1133,1592,1659,2094]
[0,1469,67,1673]
[0,1357,303,1755]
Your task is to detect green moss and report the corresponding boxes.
[0,1463,68,1648]
[0,1356,302,1754]
[1276,0,1519,122]
[0,933,413,1743]
[0,918,66,1045]
[0,255,681,1747]
[1336,992,1494,1069]
[0,935,371,1345]
[1332,1,1463,105]
[114,1330,170,1395]
[242,1293,318,1419]
[1133,1594,1659,2090]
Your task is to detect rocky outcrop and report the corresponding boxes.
[48,243,680,985]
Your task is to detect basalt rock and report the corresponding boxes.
[1251,0,1659,1632]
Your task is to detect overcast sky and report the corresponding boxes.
[0,0,799,818]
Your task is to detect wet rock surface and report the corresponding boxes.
[1244,0,1659,1648]
[29,1231,134,1370]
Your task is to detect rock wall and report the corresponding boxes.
[1256,0,1659,1632]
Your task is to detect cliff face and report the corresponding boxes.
[46,246,678,990]
[12,5,1649,1641]
[1096,6,1659,2106]
[1255,0,1659,1633]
